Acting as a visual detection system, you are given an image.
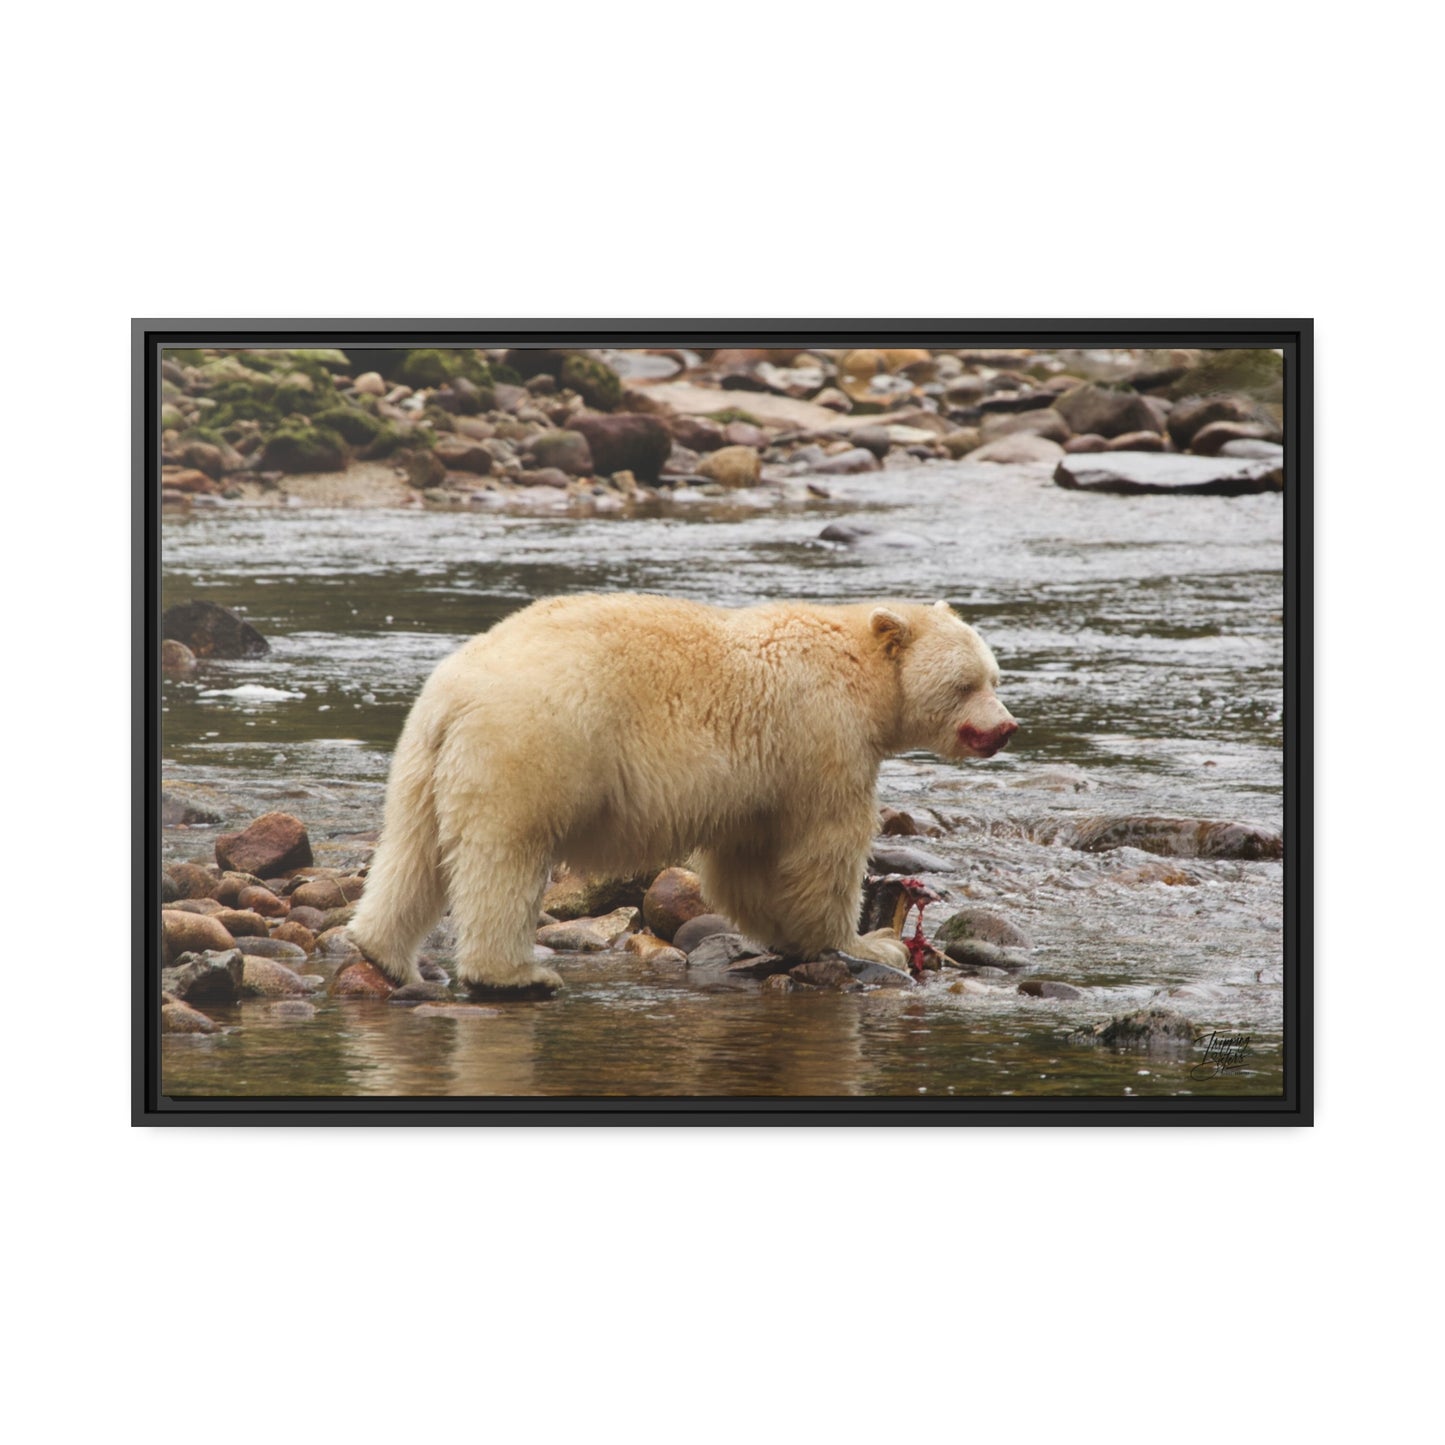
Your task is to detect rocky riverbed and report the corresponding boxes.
[160,343,1285,518]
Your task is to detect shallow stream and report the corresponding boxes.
[160,459,1286,1099]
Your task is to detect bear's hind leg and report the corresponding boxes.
[444,832,564,998]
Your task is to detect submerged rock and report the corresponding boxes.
[935,909,1032,951]
[161,600,269,659]
[328,959,394,998]
[240,955,318,998]
[1054,452,1282,495]
[1090,1007,1197,1052]
[1018,979,1083,1000]
[161,994,220,1034]
[1067,816,1282,860]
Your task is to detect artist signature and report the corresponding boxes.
[1191,1030,1252,1080]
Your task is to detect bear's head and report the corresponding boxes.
[871,600,1017,760]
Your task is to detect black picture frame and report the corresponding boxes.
[135,319,1312,1126]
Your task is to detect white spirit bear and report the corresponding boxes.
[348,594,1017,995]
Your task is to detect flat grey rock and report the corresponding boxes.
[1053,452,1282,495]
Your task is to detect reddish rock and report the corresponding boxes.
[213,871,263,905]
[166,862,220,900]
[667,415,726,452]
[671,913,735,953]
[213,908,271,939]
[1064,433,1109,453]
[290,878,347,911]
[270,921,317,953]
[161,994,220,1034]
[286,905,327,933]
[240,955,316,998]
[237,884,288,917]
[642,867,710,941]
[314,926,362,958]
[1188,420,1275,456]
[1105,430,1166,452]
[337,875,366,902]
[161,910,237,965]
[1053,384,1163,439]
[169,897,226,916]
[329,959,395,999]
[789,959,860,990]
[216,813,312,877]
[164,468,220,495]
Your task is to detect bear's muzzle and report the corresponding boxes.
[956,718,1018,758]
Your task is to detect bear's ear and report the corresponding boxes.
[870,607,909,657]
[933,599,951,613]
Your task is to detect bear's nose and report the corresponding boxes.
[999,720,1019,746]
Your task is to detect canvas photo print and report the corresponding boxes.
[145,327,1304,1119]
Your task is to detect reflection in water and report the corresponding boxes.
[161,462,1285,1099]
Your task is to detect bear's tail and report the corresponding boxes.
[347,705,448,986]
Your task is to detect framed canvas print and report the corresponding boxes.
[135,320,1311,1124]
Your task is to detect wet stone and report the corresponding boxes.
[1053,453,1282,496]
[412,1004,503,1020]
[161,599,269,659]
[1091,1007,1197,1052]
[643,867,709,941]
[1018,980,1083,1001]
[671,913,735,953]
[868,844,950,874]
[166,862,220,900]
[216,813,313,877]
[328,959,394,998]
[241,955,318,998]
[261,1000,317,1021]
[943,939,1031,972]
[162,947,245,1004]
[935,908,1032,951]
[686,932,766,969]
[161,996,220,1034]
[232,935,307,962]
[212,908,271,939]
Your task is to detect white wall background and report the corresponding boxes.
[5,4,1430,1441]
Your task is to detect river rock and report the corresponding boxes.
[696,445,762,487]
[216,813,313,877]
[935,908,1032,950]
[868,844,950,874]
[808,446,880,474]
[967,434,1064,464]
[980,407,1070,445]
[1188,420,1277,456]
[536,907,639,952]
[286,905,327,933]
[166,861,219,900]
[762,973,796,993]
[943,938,1030,972]
[570,412,671,482]
[160,639,198,674]
[939,427,982,458]
[722,421,767,448]
[1068,815,1282,860]
[1165,394,1268,450]
[1093,1007,1196,1051]
[169,897,225,916]
[671,913,735,953]
[1053,453,1282,495]
[161,599,269,659]
[526,429,593,476]
[668,414,726,452]
[1219,439,1284,460]
[315,926,362,958]
[270,920,317,953]
[686,932,764,968]
[412,1004,503,1020]
[329,959,394,998]
[1104,430,1165,452]
[1018,979,1083,1000]
[212,908,271,939]
[788,958,859,990]
[261,1000,318,1020]
[433,438,495,474]
[354,371,386,397]
[241,955,317,997]
[541,868,652,920]
[236,883,287,917]
[162,947,246,1003]
[643,867,709,941]
[161,910,237,965]
[623,932,689,966]
[161,994,220,1034]
[817,523,927,550]
[1053,384,1162,439]
[232,935,308,962]
[1064,433,1109,453]
[290,877,347,911]
[212,871,263,905]
[851,425,893,460]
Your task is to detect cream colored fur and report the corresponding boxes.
[348,594,1013,992]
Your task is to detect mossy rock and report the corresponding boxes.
[164,348,207,367]
[160,404,187,430]
[1169,349,1284,400]
[360,424,427,460]
[560,354,622,411]
[397,348,493,389]
[706,407,764,427]
[311,405,385,445]
[260,424,348,473]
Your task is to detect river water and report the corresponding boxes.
[159,459,1286,1100]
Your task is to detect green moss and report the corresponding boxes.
[1170,349,1284,399]
[491,363,522,385]
[705,407,763,427]
[396,348,493,389]
[160,404,187,430]
[311,405,385,445]
[165,348,206,367]
[560,354,622,411]
[259,424,348,473]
